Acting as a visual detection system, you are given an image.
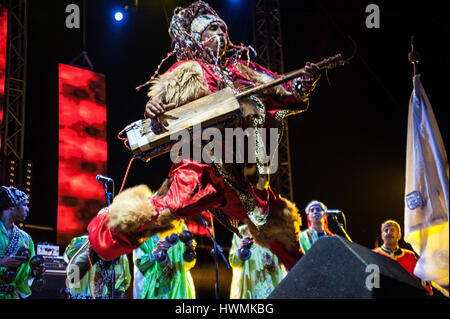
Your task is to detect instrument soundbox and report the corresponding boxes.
[121,54,348,161]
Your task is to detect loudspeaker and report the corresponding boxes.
[268,236,429,299]
[29,270,68,299]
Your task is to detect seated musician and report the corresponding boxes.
[73,1,322,278]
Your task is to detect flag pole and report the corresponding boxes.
[405,36,450,297]
[408,36,420,76]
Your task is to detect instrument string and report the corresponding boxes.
[117,130,131,150]
[118,155,136,194]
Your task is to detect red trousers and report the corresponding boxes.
[88,159,302,269]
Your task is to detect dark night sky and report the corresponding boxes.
[23,0,448,258]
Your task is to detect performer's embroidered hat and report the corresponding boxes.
[0,186,28,210]
[135,0,254,92]
[190,14,226,41]
[168,1,227,57]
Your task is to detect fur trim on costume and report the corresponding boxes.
[247,196,302,252]
[149,208,184,238]
[107,184,184,244]
[129,208,185,246]
[147,61,210,107]
[107,185,157,233]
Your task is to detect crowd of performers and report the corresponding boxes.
[0,185,433,299]
[0,1,437,299]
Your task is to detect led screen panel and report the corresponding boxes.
[0,6,7,151]
[57,63,107,244]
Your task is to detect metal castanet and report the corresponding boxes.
[122,53,346,161]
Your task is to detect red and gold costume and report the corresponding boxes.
[373,246,433,294]
[373,246,419,279]
[85,1,316,271]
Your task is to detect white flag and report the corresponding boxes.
[404,74,449,294]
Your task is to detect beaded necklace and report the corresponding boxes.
[0,224,21,258]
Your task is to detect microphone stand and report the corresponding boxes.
[101,180,114,207]
[98,176,116,299]
[200,214,230,299]
[330,213,352,242]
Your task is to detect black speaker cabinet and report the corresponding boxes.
[29,270,67,299]
[268,236,429,299]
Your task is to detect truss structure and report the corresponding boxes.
[1,0,28,187]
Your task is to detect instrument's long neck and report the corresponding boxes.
[235,53,344,100]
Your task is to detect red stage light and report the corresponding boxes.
[57,64,107,244]
[187,211,214,237]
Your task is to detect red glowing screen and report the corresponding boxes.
[186,211,214,237]
[0,6,7,151]
[57,64,107,244]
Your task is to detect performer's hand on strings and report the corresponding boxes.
[301,61,321,90]
[145,96,176,118]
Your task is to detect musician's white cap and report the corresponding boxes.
[305,200,327,214]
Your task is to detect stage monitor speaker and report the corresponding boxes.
[268,236,429,299]
[29,270,67,299]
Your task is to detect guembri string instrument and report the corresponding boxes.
[120,54,348,161]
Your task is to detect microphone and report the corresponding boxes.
[326,209,342,215]
[96,174,113,183]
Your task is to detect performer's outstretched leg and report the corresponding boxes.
[246,196,304,270]
[85,159,229,262]
[83,159,304,273]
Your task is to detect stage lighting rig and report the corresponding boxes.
[114,11,124,21]
[113,0,139,22]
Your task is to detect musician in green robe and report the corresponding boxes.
[229,224,286,299]
[133,224,196,299]
[0,186,43,299]
[64,235,131,299]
